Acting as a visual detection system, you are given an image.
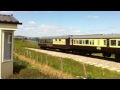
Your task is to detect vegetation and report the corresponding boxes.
[14,40,39,48]
[8,55,57,79]
[13,40,120,79]
[14,46,120,79]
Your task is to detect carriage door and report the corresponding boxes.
[107,39,109,47]
[66,38,70,48]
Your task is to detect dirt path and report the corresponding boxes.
[14,53,74,79]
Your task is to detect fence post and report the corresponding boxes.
[46,55,48,65]
[60,58,63,71]
[102,68,104,76]
[27,50,28,57]
[83,63,87,79]
[41,55,42,64]
[37,51,39,61]
[30,51,31,58]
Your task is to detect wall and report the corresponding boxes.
[1,61,13,79]
[0,23,17,79]
[0,30,14,79]
[0,30,1,78]
[0,23,17,29]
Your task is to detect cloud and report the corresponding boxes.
[86,15,99,19]
[38,24,60,30]
[0,11,14,14]
[28,21,36,25]
[15,23,81,37]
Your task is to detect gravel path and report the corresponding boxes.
[26,48,120,72]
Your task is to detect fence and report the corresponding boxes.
[14,47,107,79]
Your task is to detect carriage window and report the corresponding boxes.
[59,39,61,41]
[74,40,76,44]
[76,40,78,44]
[111,40,116,46]
[118,41,120,46]
[104,40,106,45]
[85,40,89,44]
[90,40,91,45]
[46,39,52,43]
[91,40,94,45]
[98,40,100,45]
[79,40,82,44]
[55,39,57,41]
[83,40,84,44]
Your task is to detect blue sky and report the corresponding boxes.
[0,11,120,37]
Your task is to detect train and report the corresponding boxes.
[38,34,120,60]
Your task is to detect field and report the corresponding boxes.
[12,40,120,79]
[14,40,39,48]
[8,55,57,79]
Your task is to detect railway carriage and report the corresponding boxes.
[38,35,71,51]
[38,34,120,60]
[70,34,120,58]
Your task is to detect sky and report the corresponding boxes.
[0,11,120,37]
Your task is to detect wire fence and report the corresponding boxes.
[14,47,107,79]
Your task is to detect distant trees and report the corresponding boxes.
[14,36,40,43]
[14,36,27,42]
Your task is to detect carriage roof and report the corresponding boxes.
[39,34,120,39]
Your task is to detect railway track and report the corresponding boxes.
[26,48,120,73]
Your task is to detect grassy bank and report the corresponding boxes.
[8,55,59,79]
[14,47,120,79]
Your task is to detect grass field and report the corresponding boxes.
[13,40,120,79]
[8,55,58,79]
[14,46,120,79]
[14,40,39,48]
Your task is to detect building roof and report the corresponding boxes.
[0,14,22,24]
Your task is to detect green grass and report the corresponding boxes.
[13,40,120,79]
[14,47,120,79]
[14,40,39,49]
[40,54,120,79]
[8,55,57,79]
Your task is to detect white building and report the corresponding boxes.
[0,14,22,79]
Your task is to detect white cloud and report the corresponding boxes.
[38,24,60,30]
[0,11,14,14]
[28,21,36,25]
[16,23,81,37]
[86,15,99,19]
